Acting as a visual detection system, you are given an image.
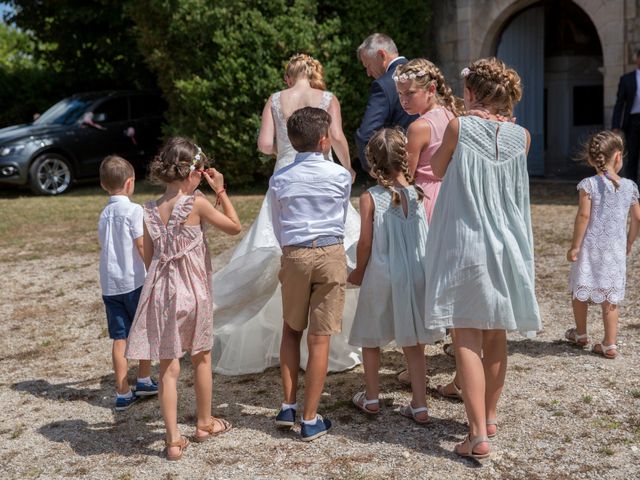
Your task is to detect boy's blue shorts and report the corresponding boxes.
[102,286,143,340]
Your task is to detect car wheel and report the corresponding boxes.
[28,153,73,195]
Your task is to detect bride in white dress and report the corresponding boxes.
[211,54,362,375]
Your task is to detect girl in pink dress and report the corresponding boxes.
[393,59,461,223]
[126,138,241,461]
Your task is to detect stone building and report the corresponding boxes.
[431,0,639,177]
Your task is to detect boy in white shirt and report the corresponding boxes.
[269,107,351,441]
[98,155,157,411]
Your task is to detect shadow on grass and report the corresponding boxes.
[506,337,594,358]
[11,367,152,410]
[37,418,164,458]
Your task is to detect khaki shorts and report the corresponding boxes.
[279,243,347,335]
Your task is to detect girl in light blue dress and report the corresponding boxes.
[348,128,443,424]
[424,58,541,459]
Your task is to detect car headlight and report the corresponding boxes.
[0,144,26,156]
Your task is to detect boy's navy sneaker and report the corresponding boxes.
[115,393,139,411]
[300,415,331,442]
[275,407,296,428]
[134,379,158,397]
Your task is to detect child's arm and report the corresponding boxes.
[257,96,276,155]
[406,119,431,177]
[196,169,241,235]
[347,192,374,286]
[134,236,144,261]
[327,96,356,182]
[142,223,154,270]
[567,190,591,262]
[430,118,459,178]
[627,202,640,254]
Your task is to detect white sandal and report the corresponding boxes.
[592,342,618,359]
[352,391,380,414]
[565,328,589,346]
[399,404,429,424]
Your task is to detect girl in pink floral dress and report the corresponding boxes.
[126,137,241,461]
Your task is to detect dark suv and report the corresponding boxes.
[0,91,166,194]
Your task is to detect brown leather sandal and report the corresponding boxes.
[194,416,232,443]
[165,435,189,461]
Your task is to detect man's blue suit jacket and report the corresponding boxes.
[355,57,418,170]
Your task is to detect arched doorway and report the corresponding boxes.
[495,0,603,177]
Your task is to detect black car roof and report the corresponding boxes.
[68,90,161,101]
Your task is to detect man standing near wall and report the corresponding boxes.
[355,33,418,171]
[612,49,640,182]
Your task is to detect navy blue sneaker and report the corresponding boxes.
[300,415,331,442]
[134,379,158,397]
[115,393,139,411]
[275,407,296,428]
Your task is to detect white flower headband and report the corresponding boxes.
[460,67,472,78]
[392,70,428,83]
[190,145,203,171]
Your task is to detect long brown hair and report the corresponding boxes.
[394,58,463,117]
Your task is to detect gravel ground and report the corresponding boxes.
[1,183,639,479]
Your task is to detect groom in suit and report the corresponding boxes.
[355,33,418,172]
[612,49,640,182]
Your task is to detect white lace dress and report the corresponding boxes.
[569,175,639,304]
[211,90,362,374]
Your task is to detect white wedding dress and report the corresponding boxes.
[211,90,362,375]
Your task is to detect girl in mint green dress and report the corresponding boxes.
[424,58,541,459]
[348,128,443,424]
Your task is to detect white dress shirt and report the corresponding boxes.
[98,195,146,296]
[631,69,640,115]
[269,152,351,247]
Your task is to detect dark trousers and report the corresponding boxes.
[625,114,640,182]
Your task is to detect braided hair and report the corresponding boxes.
[148,137,210,185]
[578,130,624,190]
[462,57,522,116]
[394,58,463,117]
[285,53,326,90]
[365,128,424,205]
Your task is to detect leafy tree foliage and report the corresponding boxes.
[2,0,432,185]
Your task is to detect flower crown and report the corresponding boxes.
[460,67,472,78]
[392,70,428,82]
[190,145,203,172]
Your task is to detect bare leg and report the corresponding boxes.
[159,358,181,457]
[601,301,619,346]
[280,323,303,404]
[302,333,331,421]
[482,330,507,436]
[191,350,214,437]
[112,339,129,394]
[402,344,428,421]
[453,328,489,455]
[572,298,588,335]
[362,347,380,411]
[137,359,151,379]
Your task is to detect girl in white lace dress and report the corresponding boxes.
[210,54,361,375]
[566,130,640,359]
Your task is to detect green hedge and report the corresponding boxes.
[128,0,432,185]
[3,0,432,186]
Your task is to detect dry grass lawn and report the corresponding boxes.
[1,181,639,479]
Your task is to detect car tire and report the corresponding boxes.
[28,153,73,195]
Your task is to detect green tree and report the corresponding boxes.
[6,0,154,89]
[128,0,345,185]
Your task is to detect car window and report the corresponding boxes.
[93,97,129,123]
[130,95,165,119]
[34,98,95,126]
